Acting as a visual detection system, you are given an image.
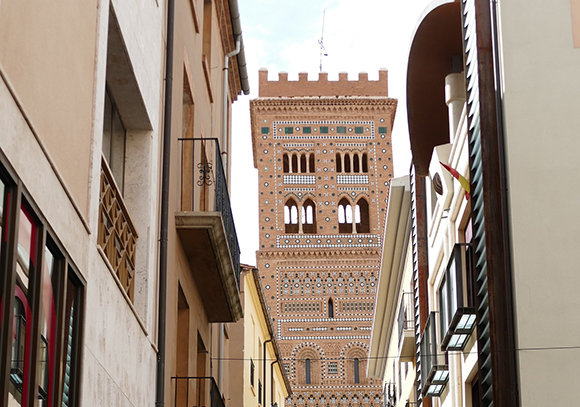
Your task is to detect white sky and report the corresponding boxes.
[231,0,431,265]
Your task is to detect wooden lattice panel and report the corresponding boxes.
[98,159,138,301]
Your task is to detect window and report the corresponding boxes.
[336,153,342,173]
[353,154,360,173]
[302,199,316,234]
[283,153,290,173]
[300,154,307,173]
[354,358,360,384]
[284,199,298,234]
[305,359,311,384]
[0,167,84,407]
[344,154,351,173]
[362,153,368,173]
[291,154,298,173]
[328,362,338,375]
[250,358,255,387]
[338,198,352,233]
[309,154,315,173]
[202,0,212,66]
[355,198,370,233]
[328,298,334,318]
[182,68,195,139]
[102,87,127,193]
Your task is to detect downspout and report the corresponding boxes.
[221,38,241,173]
[263,339,272,406]
[217,324,224,394]
[216,34,241,399]
[156,0,175,404]
[227,0,250,95]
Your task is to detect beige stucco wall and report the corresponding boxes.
[498,1,580,405]
[229,270,291,407]
[0,0,164,404]
[0,0,98,218]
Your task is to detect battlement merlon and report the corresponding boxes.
[258,68,389,97]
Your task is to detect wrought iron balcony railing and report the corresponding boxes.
[179,138,240,287]
[171,376,224,407]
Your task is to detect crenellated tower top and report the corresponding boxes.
[258,69,389,97]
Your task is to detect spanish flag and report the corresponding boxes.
[440,162,471,200]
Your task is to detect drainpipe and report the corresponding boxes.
[216,34,242,398]
[156,0,175,404]
[227,0,250,95]
[221,37,240,173]
[263,339,272,406]
[218,324,224,395]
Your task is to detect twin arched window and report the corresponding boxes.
[284,197,369,234]
[284,199,316,234]
[283,153,315,173]
[338,197,370,233]
[336,152,368,173]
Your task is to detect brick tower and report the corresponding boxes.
[250,69,397,407]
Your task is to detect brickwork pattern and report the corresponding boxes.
[251,70,397,407]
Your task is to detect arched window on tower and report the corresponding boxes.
[305,359,311,384]
[300,154,307,173]
[362,153,368,173]
[344,154,351,173]
[353,153,360,173]
[328,298,334,318]
[309,153,315,173]
[291,154,298,173]
[338,198,353,233]
[336,153,342,173]
[355,198,370,233]
[301,199,316,234]
[354,358,360,384]
[284,199,299,233]
[283,153,289,173]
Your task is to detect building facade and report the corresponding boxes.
[164,0,249,406]
[370,1,580,407]
[250,70,397,407]
[229,265,292,407]
[0,0,248,406]
[0,0,164,405]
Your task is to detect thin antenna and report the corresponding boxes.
[318,9,328,72]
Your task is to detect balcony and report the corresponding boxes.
[176,138,242,322]
[397,292,415,362]
[438,244,476,351]
[98,158,138,301]
[172,377,224,407]
[420,312,448,397]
